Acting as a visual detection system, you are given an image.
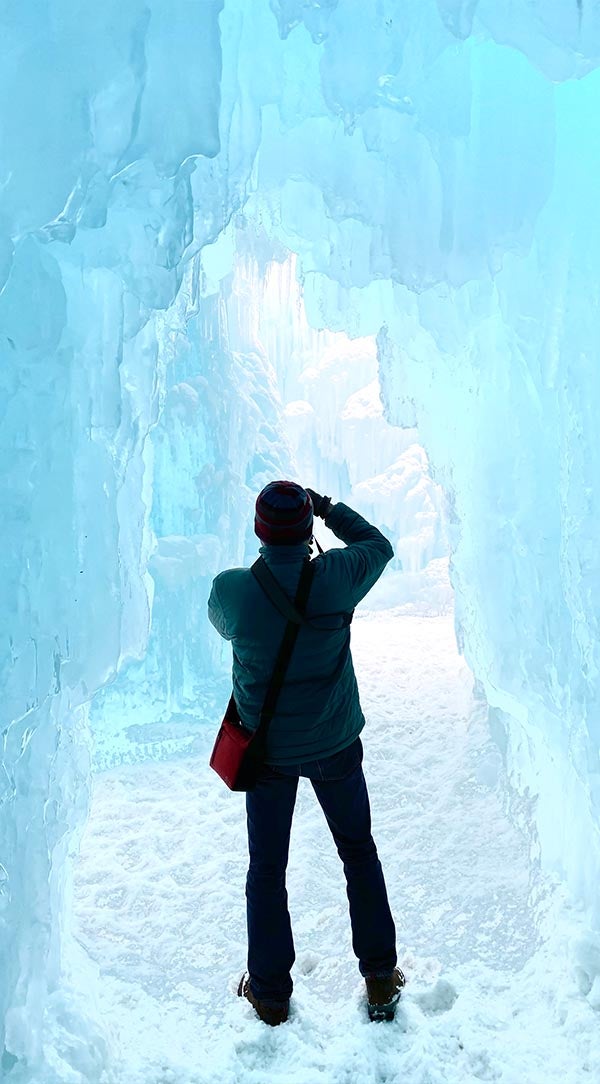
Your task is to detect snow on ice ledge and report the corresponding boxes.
[2,0,600,1079]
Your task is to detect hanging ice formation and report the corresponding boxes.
[2,1,600,1079]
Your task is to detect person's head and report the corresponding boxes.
[254,480,313,546]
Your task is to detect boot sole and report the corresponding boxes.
[368,1001,398,1022]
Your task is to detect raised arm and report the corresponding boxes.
[308,490,394,606]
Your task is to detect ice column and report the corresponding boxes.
[0,3,226,1078]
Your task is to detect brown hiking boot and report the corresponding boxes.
[365,966,406,1021]
[237,973,289,1026]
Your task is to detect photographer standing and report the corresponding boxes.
[208,481,404,1025]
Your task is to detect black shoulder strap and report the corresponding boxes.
[256,559,315,740]
[251,558,307,625]
[251,556,353,630]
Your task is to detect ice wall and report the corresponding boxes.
[89,265,298,769]
[0,3,236,1079]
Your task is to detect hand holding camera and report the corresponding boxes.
[306,488,333,519]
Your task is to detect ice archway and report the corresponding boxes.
[2,1,600,1079]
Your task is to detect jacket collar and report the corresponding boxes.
[259,541,311,564]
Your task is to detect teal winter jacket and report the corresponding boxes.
[207,502,393,766]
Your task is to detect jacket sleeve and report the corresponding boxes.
[207,575,233,641]
[322,502,394,606]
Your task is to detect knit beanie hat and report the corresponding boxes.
[254,481,314,546]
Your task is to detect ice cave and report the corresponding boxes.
[2,1,600,1081]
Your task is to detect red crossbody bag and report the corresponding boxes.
[210,557,316,792]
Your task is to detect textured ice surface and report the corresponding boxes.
[0,3,228,1077]
[3,0,600,1079]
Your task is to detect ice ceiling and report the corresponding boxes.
[2,1,600,1079]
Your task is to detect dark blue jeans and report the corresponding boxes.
[245,738,397,1005]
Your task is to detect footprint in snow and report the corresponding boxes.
[411,977,458,1015]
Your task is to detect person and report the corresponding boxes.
[208,480,404,1025]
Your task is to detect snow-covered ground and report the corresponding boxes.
[73,614,599,1084]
